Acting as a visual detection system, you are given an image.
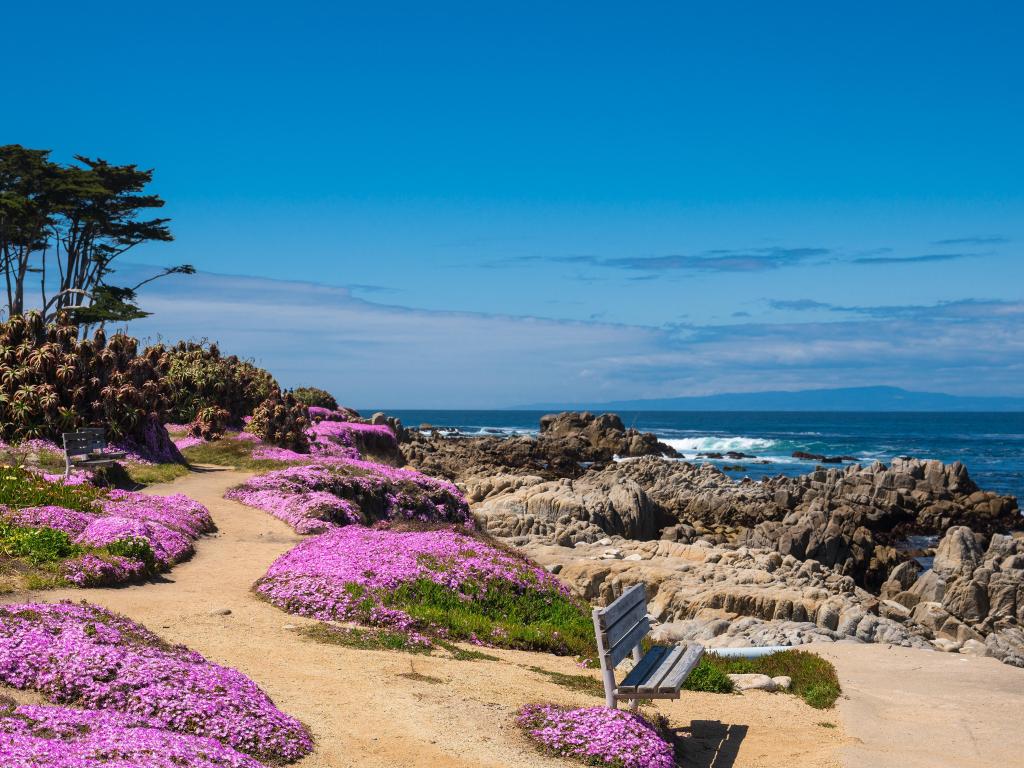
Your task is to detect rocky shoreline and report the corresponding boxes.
[399,411,1024,667]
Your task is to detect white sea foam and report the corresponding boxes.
[663,436,778,453]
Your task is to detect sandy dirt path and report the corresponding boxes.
[3,466,850,768]
[818,642,1024,768]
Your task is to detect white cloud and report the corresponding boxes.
[122,270,1024,407]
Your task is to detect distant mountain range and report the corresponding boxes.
[517,386,1024,412]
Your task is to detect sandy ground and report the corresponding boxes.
[818,642,1024,768]
[6,466,1012,767]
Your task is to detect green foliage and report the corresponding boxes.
[384,577,595,657]
[188,406,231,440]
[682,657,736,694]
[296,623,432,654]
[123,462,190,486]
[0,465,102,512]
[0,145,184,324]
[435,641,499,662]
[0,313,171,442]
[181,437,297,471]
[524,665,605,696]
[702,650,841,708]
[249,392,310,452]
[158,341,277,425]
[290,387,338,410]
[0,522,80,564]
[104,537,157,572]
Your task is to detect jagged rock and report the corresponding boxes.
[521,537,931,650]
[467,452,1018,591]
[881,560,922,599]
[401,411,675,481]
[984,626,1024,667]
[933,526,985,581]
[909,569,947,603]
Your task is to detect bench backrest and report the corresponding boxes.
[592,583,650,668]
[62,428,107,456]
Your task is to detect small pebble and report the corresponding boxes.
[209,608,232,616]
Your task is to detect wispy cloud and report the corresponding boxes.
[932,236,1008,246]
[489,243,990,276]
[603,247,830,273]
[852,253,978,265]
[117,268,1024,405]
[769,299,832,311]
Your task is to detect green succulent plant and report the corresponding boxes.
[290,386,338,410]
[0,312,169,443]
[154,341,277,425]
[249,392,311,452]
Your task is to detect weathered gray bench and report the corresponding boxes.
[62,428,126,478]
[592,583,704,709]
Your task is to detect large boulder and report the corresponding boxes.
[933,526,985,581]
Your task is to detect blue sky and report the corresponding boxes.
[7,2,1023,406]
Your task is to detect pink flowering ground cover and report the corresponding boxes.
[516,704,676,768]
[0,602,312,763]
[226,460,470,534]
[255,526,593,655]
[0,468,214,588]
[0,702,264,768]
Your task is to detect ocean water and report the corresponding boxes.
[381,410,1024,500]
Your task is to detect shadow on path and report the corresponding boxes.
[673,720,748,768]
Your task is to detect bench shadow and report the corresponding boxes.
[185,463,227,473]
[671,720,748,768]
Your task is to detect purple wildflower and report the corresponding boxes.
[516,704,676,768]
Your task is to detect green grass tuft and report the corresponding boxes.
[0,523,79,565]
[523,664,605,697]
[181,438,297,471]
[294,622,433,654]
[384,577,595,658]
[683,657,736,694]
[0,465,103,512]
[435,640,500,661]
[123,462,191,486]
[702,649,841,708]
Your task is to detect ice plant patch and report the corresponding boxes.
[516,704,675,768]
[255,526,593,655]
[0,602,312,763]
[0,470,214,587]
[0,703,265,768]
[226,460,470,534]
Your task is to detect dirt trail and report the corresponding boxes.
[818,642,1024,768]
[4,466,848,768]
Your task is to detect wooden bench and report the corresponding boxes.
[62,428,126,478]
[592,583,704,709]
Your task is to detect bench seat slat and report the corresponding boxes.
[638,644,685,693]
[617,645,670,693]
[657,644,704,692]
[609,616,650,667]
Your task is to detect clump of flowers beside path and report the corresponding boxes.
[0,602,312,763]
[0,703,265,768]
[516,704,676,768]
[0,466,214,588]
[255,526,593,655]
[225,460,469,534]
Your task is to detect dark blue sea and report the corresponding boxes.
[380,410,1024,500]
